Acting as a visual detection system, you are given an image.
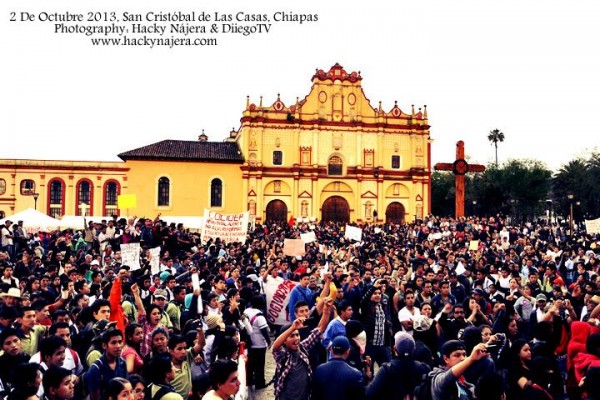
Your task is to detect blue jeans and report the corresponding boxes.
[366,343,391,368]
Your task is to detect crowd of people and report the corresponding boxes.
[0,213,599,400]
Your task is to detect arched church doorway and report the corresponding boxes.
[385,202,405,224]
[266,200,288,222]
[321,196,350,222]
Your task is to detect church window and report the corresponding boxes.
[211,178,222,207]
[391,155,401,169]
[20,179,36,195]
[328,156,343,176]
[158,177,170,206]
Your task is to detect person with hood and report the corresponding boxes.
[344,319,372,383]
[365,331,430,400]
[567,321,599,399]
[574,333,600,394]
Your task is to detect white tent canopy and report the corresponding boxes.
[159,216,204,231]
[58,215,113,230]
[0,208,62,233]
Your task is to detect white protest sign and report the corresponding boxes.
[300,231,317,243]
[374,227,382,234]
[469,240,479,251]
[344,225,363,242]
[284,239,306,257]
[149,246,161,276]
[201,209,249,244]
[264,279,296,325]
[585,218,600,234]
[191,273,200,291]
[120,243,141,271]
[455,261,466,275]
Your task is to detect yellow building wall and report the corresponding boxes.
[123,160,244,218]
[237,64,431,223]
[0,159,127,218]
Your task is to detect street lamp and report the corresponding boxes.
[567,194,574,237]
[33,192,39,210]
[472,200,477,216]
[546,199,553,224]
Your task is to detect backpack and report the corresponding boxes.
[79,357,105,399]
[146,383,175,400]
[413,370,434,400]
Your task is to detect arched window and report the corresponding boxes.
[0,179,6,196]
[48,179,64,218]
[211,178,222,207]
[20,179,35,195]
[104,181,120,217]
[158,177,170,206]
[328,156,343,176]
[76,180,93,216]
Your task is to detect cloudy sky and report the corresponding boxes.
[2,0,599,172]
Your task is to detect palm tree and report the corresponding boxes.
[487,129,505,166]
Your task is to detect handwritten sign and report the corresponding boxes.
[120,243,141,271]
[284,239,306,257]
[586,218,600,234]
[300,231,317,243]
[201,209,249,244]
[344,225,363,242]
[265,279,296,325]
[149,246,161,276]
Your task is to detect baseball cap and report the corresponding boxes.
[394,331,415,356]
[331,336,350,353]
[153,289,168,299]
[536,293,547,302]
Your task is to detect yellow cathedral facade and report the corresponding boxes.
[0,64,431,224]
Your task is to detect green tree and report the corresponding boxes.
[552,159,593,220]
[431,171,455,217]
[433,159,552,220]
[487,129,505,166]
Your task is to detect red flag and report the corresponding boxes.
[288,215,295,227]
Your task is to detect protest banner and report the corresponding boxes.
[586,218,600,234]
[264,279,297,325]
[284,238,306,257]
[300,231,317,243]
[120,243,141,271]
[344,225,363,242]
[201,209,249,244]
[149,246,161,276]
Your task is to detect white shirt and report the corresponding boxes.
[30,347,83,375]
[398,306,421,335]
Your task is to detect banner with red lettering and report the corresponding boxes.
[201,209,249,244]
[264,278,296,325]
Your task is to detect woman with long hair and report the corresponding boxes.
[106,377,135,400]
[131,283,168,357]
[122,323,144,374]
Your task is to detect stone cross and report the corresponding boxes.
[434,141,486,218]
